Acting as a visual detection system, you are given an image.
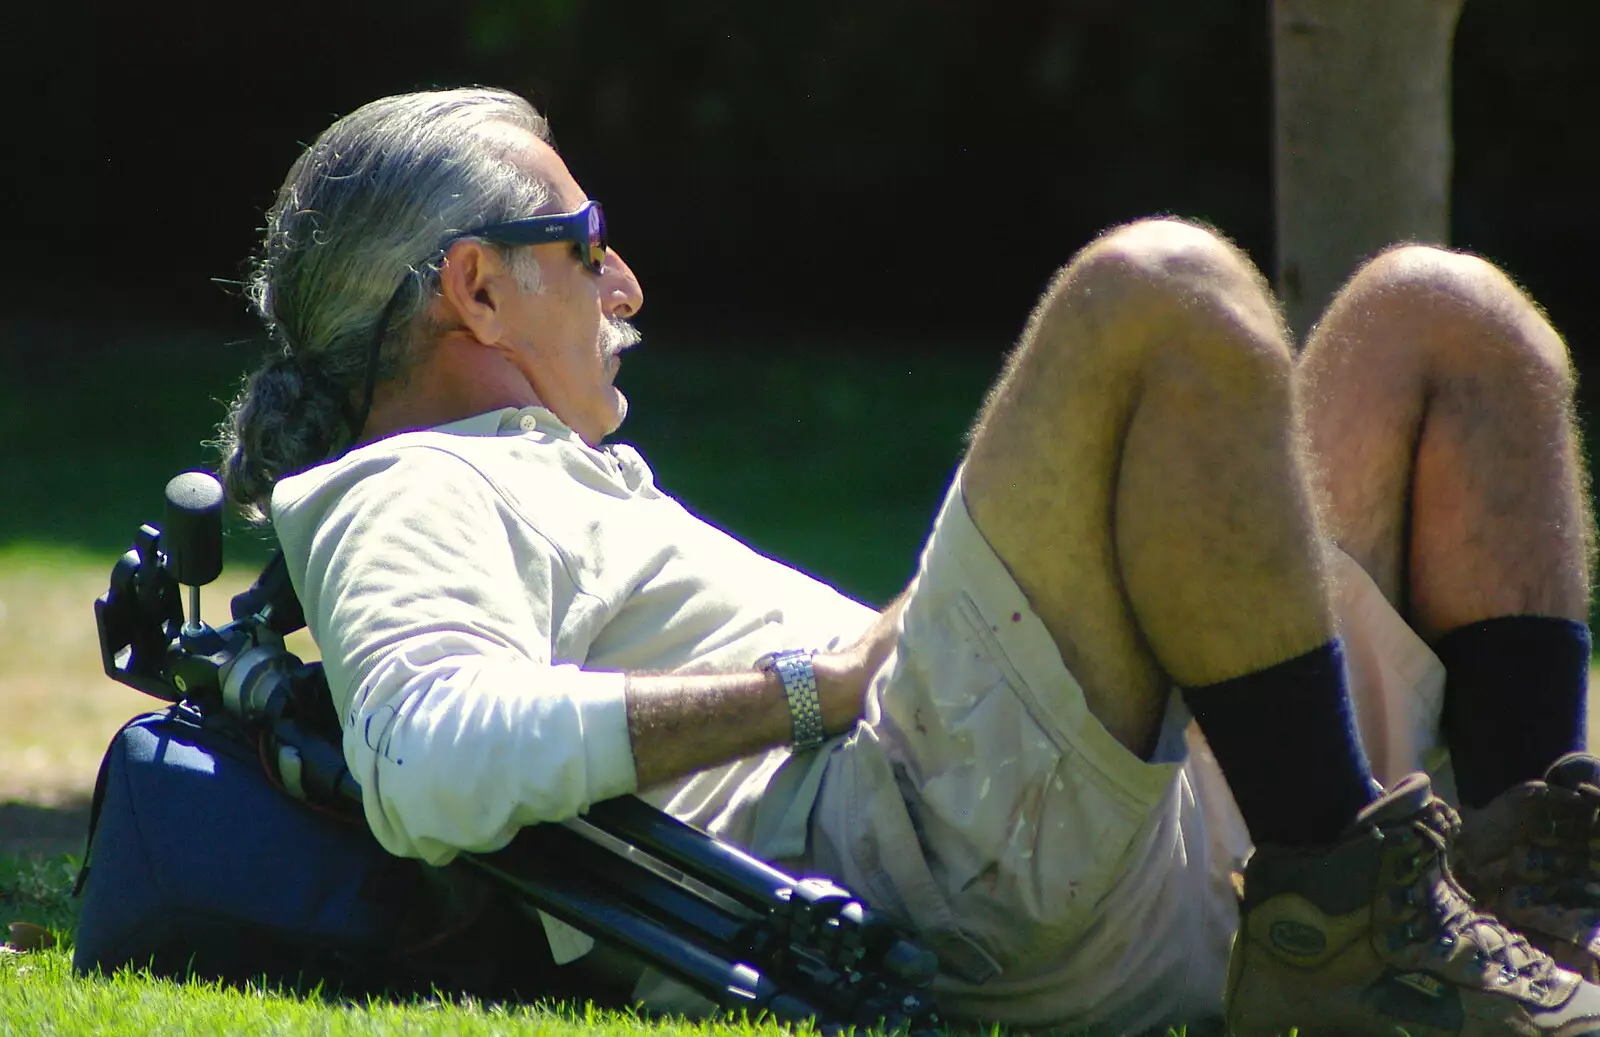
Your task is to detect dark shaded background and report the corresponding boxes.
[2,0,1597,602]
[6,0,1594,340]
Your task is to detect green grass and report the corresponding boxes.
[0,916,809,1037]
[0,854,904,1037]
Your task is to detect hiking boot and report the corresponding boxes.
[1227,772,1600,1037]
[1457,753,1600,982]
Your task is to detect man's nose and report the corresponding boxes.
[601,249,644,319]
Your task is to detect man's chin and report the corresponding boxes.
[601,389,628,440]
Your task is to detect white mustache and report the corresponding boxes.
[602,318,641,358]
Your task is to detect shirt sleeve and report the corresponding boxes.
[274,445,638,865]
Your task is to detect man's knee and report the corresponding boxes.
[1333,244,1573,386]
[1076,217,1264,289]
[1024,217,1293,386]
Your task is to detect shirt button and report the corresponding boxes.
[519,414,539,432]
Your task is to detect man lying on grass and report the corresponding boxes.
[216,86,1600,1036]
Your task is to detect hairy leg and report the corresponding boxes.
[963,218,1335,757]
[1297,245,1592,639]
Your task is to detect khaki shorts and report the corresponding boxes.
[807,471,1447,1031]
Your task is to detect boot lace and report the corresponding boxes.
[1520,789,1600,918]
[1389,799,1561,995]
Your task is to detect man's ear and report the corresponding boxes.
[436,240,515,346]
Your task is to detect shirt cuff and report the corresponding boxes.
[567,668,637,803]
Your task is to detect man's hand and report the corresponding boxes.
[813,592,909,735]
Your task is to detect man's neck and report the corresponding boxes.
[358,336,541,444]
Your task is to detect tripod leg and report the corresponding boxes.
[461,837,823,1023]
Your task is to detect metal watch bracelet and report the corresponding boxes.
[761,649,825,752]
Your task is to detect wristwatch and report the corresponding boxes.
[760,649,825,753]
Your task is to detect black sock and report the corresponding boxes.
[1180,640,1377,846]
[1437,615,1590,809]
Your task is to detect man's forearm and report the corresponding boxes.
[623,595,908,790]
[624,670,792,788]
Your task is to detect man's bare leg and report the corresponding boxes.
[1296,245,1600,984]
[867,222,1600,1033]
[1297,244,1590,639]
[961,217,1377,848]
[964,219,1331,751]
[1297,245,1592,808]
[1196,244,1600,1033]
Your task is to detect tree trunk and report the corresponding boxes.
[1272,0,1466,340]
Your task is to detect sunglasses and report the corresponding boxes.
[456,199,609,275]
[351,200,610,443]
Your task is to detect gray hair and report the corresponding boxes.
[215,87,554,521]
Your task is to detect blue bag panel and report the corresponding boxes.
[73,710,415,989]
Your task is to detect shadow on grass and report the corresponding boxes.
[0,799,90,860]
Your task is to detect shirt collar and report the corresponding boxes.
[429,406,572,438]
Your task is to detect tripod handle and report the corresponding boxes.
[163,471,224,588]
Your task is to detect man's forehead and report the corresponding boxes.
[478,121,585,213]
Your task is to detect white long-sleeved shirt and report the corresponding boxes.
[271,406,876,866]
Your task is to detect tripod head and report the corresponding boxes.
[98,471,301,706]
[94,471,351,799]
